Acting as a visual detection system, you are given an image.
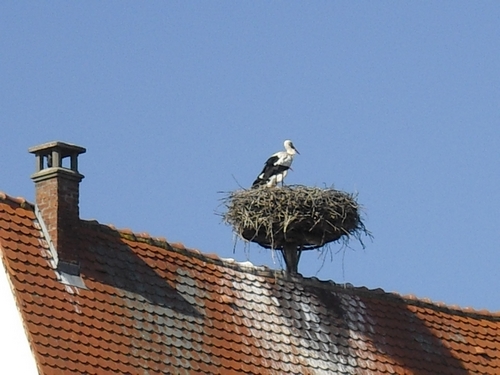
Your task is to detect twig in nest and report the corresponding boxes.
[220,185,370,251]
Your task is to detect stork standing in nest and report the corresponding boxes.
[252,140,299,188]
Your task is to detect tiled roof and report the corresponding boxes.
[1,191,500,375]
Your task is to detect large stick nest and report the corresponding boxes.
[221,185,367,250]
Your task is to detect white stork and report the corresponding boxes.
[252,140,299,188]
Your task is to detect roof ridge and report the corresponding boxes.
[80,220,500,319]
[0,191,34,209]
[305,276,500,319]
[81,219,279,276]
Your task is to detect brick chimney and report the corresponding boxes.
[29,141,86,269]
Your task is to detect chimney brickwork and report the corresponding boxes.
[29,141,86,265]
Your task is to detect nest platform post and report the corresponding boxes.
[282,242,301,274]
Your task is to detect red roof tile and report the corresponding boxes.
[1,191,500,374]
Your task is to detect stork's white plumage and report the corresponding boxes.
[252,140,299,188]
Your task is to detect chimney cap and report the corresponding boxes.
[29,141,86,157]
[29,141,86,177]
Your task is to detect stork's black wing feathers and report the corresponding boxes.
[252,156,290,187]
[262,155,279,169]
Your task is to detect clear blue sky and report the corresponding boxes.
[1,2,499,311]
